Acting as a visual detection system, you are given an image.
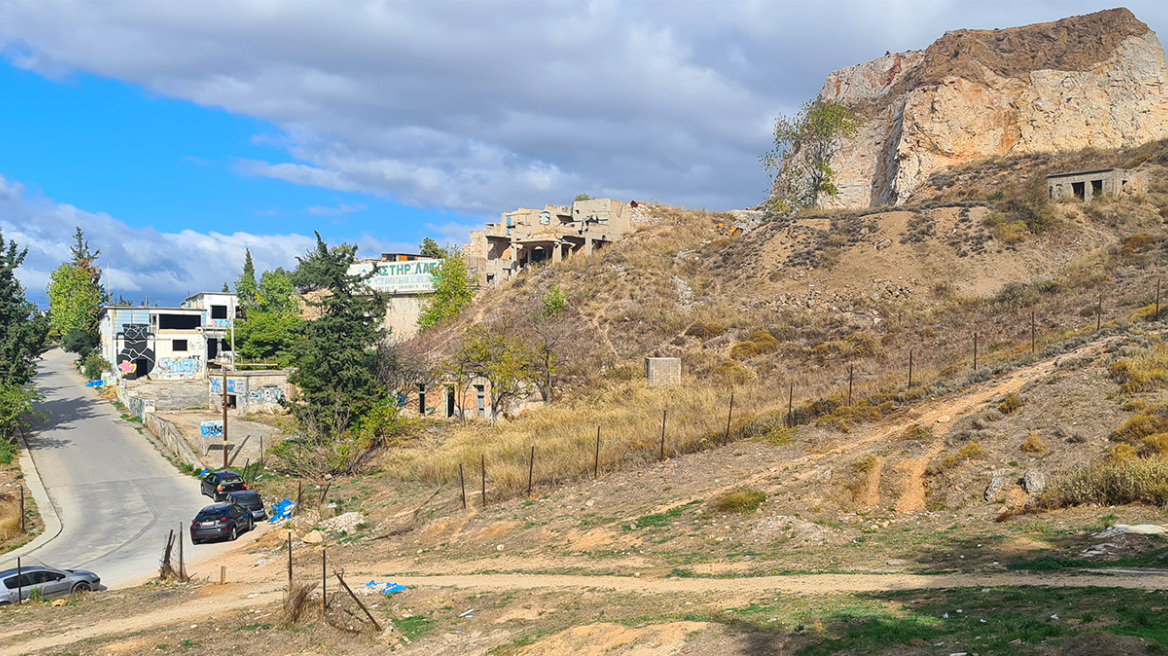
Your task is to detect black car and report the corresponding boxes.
[190,503,254,544]
[200,470,247,501]
[227,490,267,521]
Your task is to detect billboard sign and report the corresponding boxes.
[350,258,440,294]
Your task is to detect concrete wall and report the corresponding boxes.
[383,295,426,343]
[1048,168,1141,201]
[645,357,682,387]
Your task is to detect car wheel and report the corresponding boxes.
[229,526,238,541]
[71,582,91,594]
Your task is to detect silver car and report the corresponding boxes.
[0,565,100,604]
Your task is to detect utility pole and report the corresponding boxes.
[222,367,229,470]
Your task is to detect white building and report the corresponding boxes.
[97,292,238,381]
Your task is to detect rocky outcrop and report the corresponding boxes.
[817,8,1168,208]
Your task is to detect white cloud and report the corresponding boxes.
[0,173,316,306]
[0,0,1160,216]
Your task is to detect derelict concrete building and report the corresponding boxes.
[465,198,641,286]
[1047,168,1141,201]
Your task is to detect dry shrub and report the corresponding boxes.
[685,321,725,340]
[998,393,1023,415]
[1021,434,1048,454]
[284,581,319,624]
[1047,455,1168,507]
[731,330,778,360]
[0,515,19,541]
[1110,443,1139,463]
[715,359,751,384]
[712,487,767,514]
[1119,233,1157,256]
[1110,342,1168,393]
[808,331,878,363]
[1114,404,1168,443]
[817,399,895,433]
[957,442,985,460]
[1140,433,1168,457]
[971,408,1004,429]
[900,424,933,441]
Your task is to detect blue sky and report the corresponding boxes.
[1,0,1164,306]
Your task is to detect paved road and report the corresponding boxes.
[5,348,253,587]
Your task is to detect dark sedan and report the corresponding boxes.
[190,503,254,544]
[0,565,100,604]
[200,470,247,501]
[227,491,267,521]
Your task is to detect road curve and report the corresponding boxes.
[4,348,250,587]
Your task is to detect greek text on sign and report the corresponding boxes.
[350,258,440,294]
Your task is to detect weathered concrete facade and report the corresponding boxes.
[1047,168,1141,201]
[349,253,440,342]
[466,198,641,286]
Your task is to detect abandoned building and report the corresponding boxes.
[465,198,641,286]
[348,252,442,342]
[1047,168,1141,201]
[97,292,239,381]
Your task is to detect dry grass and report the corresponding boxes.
[1113,403,1168,443]
[1020,435,1048,454]
[1047,455,1168,507]
[382,380,782,496]
[284,581,319,624]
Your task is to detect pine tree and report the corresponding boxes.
[0,231,48,386]
[235,248,258,305]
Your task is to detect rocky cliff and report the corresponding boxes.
[818,8,1168,208]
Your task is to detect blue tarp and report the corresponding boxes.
[365,580,407,595]
[268,499,295,523]
[85,380,103,387]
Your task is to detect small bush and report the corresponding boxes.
[1021,434,1048,454]
[712,488,767,514]
[900,423,932,441]
[81,353,111,381]
[685,321,725,339]
[1110,443,1139,463]
[1114,404,1168,443]
[957,442,985,460]
[1110,343,1168,393]
[0,439,15,466]
[731,330,778,360]
[1140,433,1168,457]
[1119,233,1157,256]
[971,408,1004,429]
[998,393,1023,415]
[816,399,894,433]
[715,359,751,384]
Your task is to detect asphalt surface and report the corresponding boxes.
[4,348,253,587]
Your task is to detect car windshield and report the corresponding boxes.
[220,476,243,486]
[196,508,229,520]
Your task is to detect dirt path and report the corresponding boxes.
[3,567,1165,656]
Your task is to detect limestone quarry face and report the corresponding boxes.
[816,8,1168,208]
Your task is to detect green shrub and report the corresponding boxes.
[81,352,110,381]
[0,438,15,466]
[712,488,767,513]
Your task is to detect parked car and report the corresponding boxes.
[0,565,100,604]
[200,470,247,501]
[190,502,254,544]
[227,490,267,521]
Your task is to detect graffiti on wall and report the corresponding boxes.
[116,323,155,380]
[248,386,285,406]
[156,355,202,379]
[200,420,224,438]
[209,377,244,395]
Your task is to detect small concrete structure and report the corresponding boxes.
[208,369,291,415]
[1047,168,1140,201]
[645,357,682,387]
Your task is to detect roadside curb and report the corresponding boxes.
[4,429,63,562]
